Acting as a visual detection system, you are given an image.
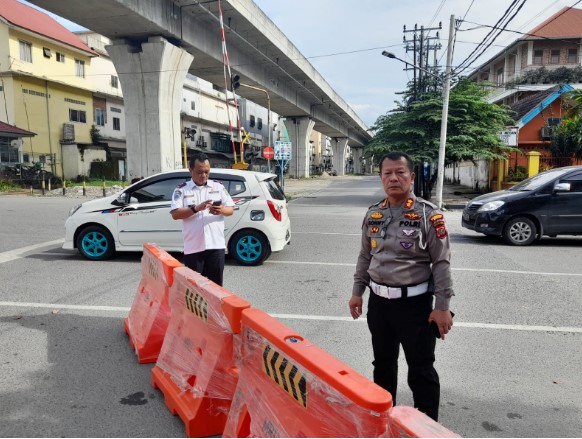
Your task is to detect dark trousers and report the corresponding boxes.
[366,291,440,421]
[183,249,225,286]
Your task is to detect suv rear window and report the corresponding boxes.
[264,178,286,200]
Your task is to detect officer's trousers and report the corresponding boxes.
[183,249,225,286]
[366,291,440,421]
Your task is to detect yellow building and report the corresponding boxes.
[0,0,97,177]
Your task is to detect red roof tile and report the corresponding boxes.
[526,7,582,39]
[0,121,36,137]
[0,0,97,55]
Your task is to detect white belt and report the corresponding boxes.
[369,280,429,299]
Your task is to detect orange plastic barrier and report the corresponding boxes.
[151,266,250,438]
[223,308,393,438]
[388,406,461,438]
[124,243,182,363]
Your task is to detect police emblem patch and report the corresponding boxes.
[436,226,448,239]
[400,241,413,249]
[370,226,380,233]
[404,212,422,220]
[173,190,181,202]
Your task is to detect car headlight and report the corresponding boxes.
[69,204,82,217]
[477,200,505,212]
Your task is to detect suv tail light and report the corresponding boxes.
[267,200,282,222]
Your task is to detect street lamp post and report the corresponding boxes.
[239,83,272,172]
[381,14,455,209]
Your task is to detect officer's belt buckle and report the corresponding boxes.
[369,280,428,299]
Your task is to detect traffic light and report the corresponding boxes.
[231,74,240,91]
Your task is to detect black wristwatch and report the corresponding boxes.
[190,205,197,213]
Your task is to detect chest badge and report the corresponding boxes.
[370,212,383,219]
[370,226,379,233]
[401,229,416,237]
[371,239,377,249]
[400,241,413,250]
[405,212,422,220]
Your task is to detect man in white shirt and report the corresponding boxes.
[170,152,235,286]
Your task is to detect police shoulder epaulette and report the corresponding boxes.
[416,197,438,210]
[176,182,187,188]
[368,199,385,209]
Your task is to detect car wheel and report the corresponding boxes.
[503,217,536,246]
[229,230,269,266]
[76,225,115,260]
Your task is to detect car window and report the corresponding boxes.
[510,168,575,191]
[130,177,188,203]
[561,171,582,193]
[213,178,246,196]
[263,178,286,200]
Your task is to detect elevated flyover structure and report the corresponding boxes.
[28,0,371,179]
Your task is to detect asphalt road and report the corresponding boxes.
[0,177,581,437]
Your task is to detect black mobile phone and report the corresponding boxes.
[212,200,222,206]
[430,311,455,339]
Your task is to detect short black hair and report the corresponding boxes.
[379,151,414,173]
[189,152,209,169]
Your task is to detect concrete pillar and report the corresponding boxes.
[331,138,348,176]
[283,117,314,178]
[352,148,363,174]
[106,37,193,179]
[526,151,541,177]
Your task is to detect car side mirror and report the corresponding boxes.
[114,192,130,205]
[554,182,571,193]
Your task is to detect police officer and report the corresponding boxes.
[349,151,454,421]
[170,152,235,286]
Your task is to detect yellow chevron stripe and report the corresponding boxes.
[261,345,307,408]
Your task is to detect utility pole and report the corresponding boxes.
[404,23,441,100]
[435,15,456,210]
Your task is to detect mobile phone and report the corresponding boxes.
[429,311,455,339]
[212,200,222,206]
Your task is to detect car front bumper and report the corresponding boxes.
[462,209,505,235]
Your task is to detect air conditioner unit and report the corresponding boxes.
[63,123,75,141]
[540,127,553,139]
[10,138,23,148]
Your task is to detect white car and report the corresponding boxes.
[63,168,291,266]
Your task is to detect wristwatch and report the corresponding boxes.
[190,205,197,213]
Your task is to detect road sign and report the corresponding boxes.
[274,141,292,160]
[263,146,274,160]
[499,126,518,146]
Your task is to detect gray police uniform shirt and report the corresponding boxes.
[352,193,454,310]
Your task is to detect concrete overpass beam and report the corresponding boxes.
[332,138,349,176]
[106,36,193,179]
[283,117,315,178]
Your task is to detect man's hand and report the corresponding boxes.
[349,295,363,320]
[428,309,453,340]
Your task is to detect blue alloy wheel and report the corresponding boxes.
[76,225,115,260]
[229,230,269,266]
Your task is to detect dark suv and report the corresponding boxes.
[462,166,582,245]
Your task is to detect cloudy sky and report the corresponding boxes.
[22,0,578,127]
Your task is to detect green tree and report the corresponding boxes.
[550,90,582,159]
[367,79,516,164]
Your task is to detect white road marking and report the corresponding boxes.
[0,301,580,334]
[0,239,64,264]
[266,260,582,277]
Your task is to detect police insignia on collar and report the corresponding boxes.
[400,241,413,249]
[404,197,414,209]
[404,212,422,220]
[370,212,383,219]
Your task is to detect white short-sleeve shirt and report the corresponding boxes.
[170,179,235,254]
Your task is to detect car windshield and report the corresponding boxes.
[508,168,573,191]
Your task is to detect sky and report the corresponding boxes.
[21,0,578,127]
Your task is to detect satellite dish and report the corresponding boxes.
[10,138,23,148]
